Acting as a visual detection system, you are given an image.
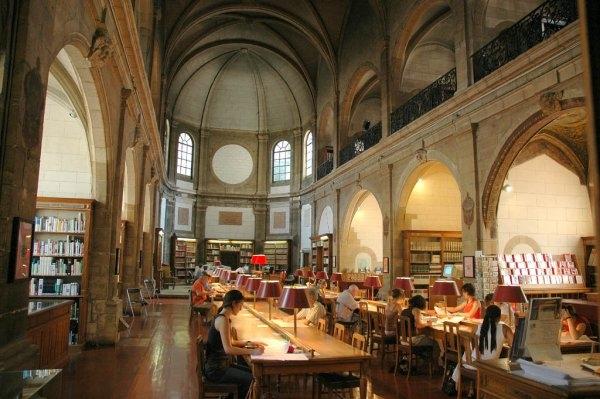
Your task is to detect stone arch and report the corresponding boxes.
[318,205,334,235]
[481,97,586,228]
[339,63,380,137]
[503,235,542,254]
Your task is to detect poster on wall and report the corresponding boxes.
[9,217,34,282]
[463,256,475,278]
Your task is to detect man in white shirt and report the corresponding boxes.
[296,289,326,326]
[335,284,360,322]
[235,265,245,274]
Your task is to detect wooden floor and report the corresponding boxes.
[61,299,447,398]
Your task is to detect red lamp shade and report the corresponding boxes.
[303,269,315,278]
[430,280,460,296]
[245,277,263,292]
[251,254,268,266]
[256,281,283,298]
[218,268,228,281]
[493,285,528,304]
[315,271,329,280]
[225,271,238,282]
[330,272,343,283]
[278,287,310,309]
[294,269,303,277]
[364,275,383,288]
[214,267,223,277]
[235,274,250,288]
[394,277,415,292]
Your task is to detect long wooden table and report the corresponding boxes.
[232,302,372,399]
[476,354,600,398]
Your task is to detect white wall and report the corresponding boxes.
[497,155,593,264]
[404,164,461,230]
[205,206,255,239]
[300,204,312,251]
[174,196,194,232]
[269,202,290,235]
[38,95,92,198]
[318,205,334,235]
[341,193,383,271]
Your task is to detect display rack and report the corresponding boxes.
[475,255,500,299]
[311,234,333,272]
[583,236,596,289]
[402,230,462,276]
[171,236,196,282]
[30,197,94,345]
[263,240,291,272]
[204,239,254,268]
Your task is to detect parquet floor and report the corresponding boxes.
[61,299,448,398]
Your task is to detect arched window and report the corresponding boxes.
[304,131,313,177]
[272,140,291,182]
[176,133,193,177]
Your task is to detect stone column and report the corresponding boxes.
[256,132,269,196]
[380,37,392,137]
[195,202,207,266]
[453,0,472,90]
[293,129,302,191]
[198,130,210,193]
[333,89,340,167]
[289,197,301,268]
[254,203,268,253]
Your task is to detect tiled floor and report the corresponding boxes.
[61,299,448,398]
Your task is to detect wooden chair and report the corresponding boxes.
[441,321,460,389]
[126,288,148,317]
[369,304,396,366]
[395,316,434,378]
[189,292,216,327]
[333,323,346,342]
[457,331,479,399]
[196,336,238,399]
[351,332,367,352]
[324,311,335,335]
[317,318,328,334]
[358,302,371,337]
[143,278,159,304]
[160,265,176,290]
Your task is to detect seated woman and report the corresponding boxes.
[446,283,481,319]
[451,305,513,383]
[384,289,405,342]
[294,288,326,326]
[561,305,587,340]
[204,290,266,398]
[191,273,213,309]
[400,295,441,361]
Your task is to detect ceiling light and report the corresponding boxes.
[68,110,78,119]
[503,183,513,193]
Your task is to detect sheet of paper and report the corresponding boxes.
[251,353,309,361]
[271,319,308,328]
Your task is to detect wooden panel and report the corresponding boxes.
[272,212,286,229]
[27,301,71,368]
[218,211,243,225]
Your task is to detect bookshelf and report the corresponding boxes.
[204,239,254,268]
[402,230,462,276]
[30,197,94,345]
[171,236,196,283]
[583,236,596,289]
[311,234,332,272]
[263,240,291,272]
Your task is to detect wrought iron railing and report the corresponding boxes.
[338,122,382,166]
[317,158,334,180]
[390,68,457,134]
[472,0,578,82]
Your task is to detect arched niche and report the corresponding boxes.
[318,205,334,235]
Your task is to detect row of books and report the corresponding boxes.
[444,241,462,251]
[411,253,432,263]
[29,278,80,296]
[34,214,85,233]
[501,274,584,285]
[445,252,462,262]
[410,241,440,251]
[31,258,83,276]
[33,238,84,256]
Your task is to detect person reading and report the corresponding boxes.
[204,290,266,398]
[561,304,587,340]
[400,295,440,361]
[384,288,405,340]
[446,283,481,319]
[191,273,214,312]
[286,288,325,326]
[335,284,360,322]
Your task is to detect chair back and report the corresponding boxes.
[357,289,368,299]
[371,304,386,336]
[442,321,460,355]
[127,288,145,304]
[325,311,334,335]
[196,335,206,384]
[359,302,370,333]
[143,279,154,298]
[317,318,328,333]
[397,316,414,347]
[351,332,367,352]
[458,331,479,368]
[333,323,346,341]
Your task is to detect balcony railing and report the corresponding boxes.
[390,68,457,134]
[472,0,578,82]
[338,122,382,166]
[317,158,334,180]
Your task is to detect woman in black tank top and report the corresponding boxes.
[204,290,266,398]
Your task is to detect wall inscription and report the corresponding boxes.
[219,211,243,226]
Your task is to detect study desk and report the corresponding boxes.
[476,354,600,399]
[232,302,372,399]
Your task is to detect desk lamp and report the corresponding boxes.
[251,254,268,274]
[245,277,263,308]
[493,285,527,326]
[330,272,343,291]
[257,280,283,320]
[364,275,383,300]
[278,287,310,335]
[430,280,460,315]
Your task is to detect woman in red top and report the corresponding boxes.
[447,283,481,319]
[191,273,213,309]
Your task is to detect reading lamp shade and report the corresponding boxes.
[294,269,303,277]
[493,285,527,303]
[430,280,460,296]
[330,272,343,283]
[256,281,283,298]
[218,268,227,281]
[225,270,238,282]
[394,277,415,292]
[315,271,329,280]
[251,254,268,266]
[245,277,263,292]
[235,274,250,288]
[364,275,383,288]
[278,287,310,309]
[303,269,315,278]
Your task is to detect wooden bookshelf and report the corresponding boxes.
[311,234,333,272]
[204,239,254,268]
[31,197,94,346]
[264,240,291,272]
[583,236,596,289]
[170,236,196,283]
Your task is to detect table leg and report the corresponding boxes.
[253,375,262,399]
[360,360,368,399]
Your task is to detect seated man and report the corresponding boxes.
[335,284,360,323]
[297,288,326,326]
[234,265,245,274]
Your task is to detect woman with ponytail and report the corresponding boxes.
[451,305,513,383]
[204,289,266,398]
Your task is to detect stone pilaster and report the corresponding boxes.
[195,202,207,266]
[254,203,268,252]
[289,197,301,267]
[380,37,391,137]
[256,133,269,196]
[292,129,302,192]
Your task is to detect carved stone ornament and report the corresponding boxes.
[415,139,427,163]
[539,91,563,116]
[87,25,114,68]
[462,193,475,229]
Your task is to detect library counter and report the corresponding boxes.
[27,299,72,368]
